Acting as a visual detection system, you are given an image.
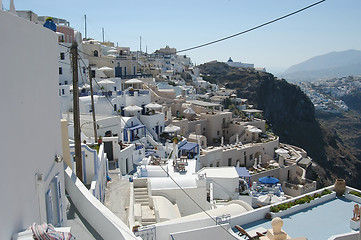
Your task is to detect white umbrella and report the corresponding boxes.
[98,66,114,72]
[125,78,144,84]
[145,102,162,109]
[257,194,281,205]
[275,148,289,154]
[123,104,143,111]
[98,79,115,84]
[164,124,180,133]
[249,128,262,133]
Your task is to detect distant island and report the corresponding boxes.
[280,49,361,82]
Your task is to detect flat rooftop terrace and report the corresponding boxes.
[239,197,359,240]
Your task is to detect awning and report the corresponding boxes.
[235,167,250,178]
[179,142,198,151]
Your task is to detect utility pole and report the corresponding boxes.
[71,41,83,181]
[89,67,98,142]
[84,14,87,39]
[140,36,142,53]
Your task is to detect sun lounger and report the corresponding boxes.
[235,225,266,239]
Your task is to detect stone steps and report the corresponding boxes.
[133,181,156,226]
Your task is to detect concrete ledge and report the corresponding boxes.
[64,167,139,240]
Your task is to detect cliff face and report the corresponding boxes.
[199,62,361,188]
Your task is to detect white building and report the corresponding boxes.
[0,9,67,238]
[225,57,254,68]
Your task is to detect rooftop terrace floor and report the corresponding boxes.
[239,197,359,240]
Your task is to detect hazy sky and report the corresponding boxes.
[5,0,361,73]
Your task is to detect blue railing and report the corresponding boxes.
[135,144,143,150]
[79,91,112,97]
[79,90,148,97]
[138,90,150,95]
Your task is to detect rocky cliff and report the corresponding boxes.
[199,62,361,188]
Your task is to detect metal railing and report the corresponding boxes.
[134,225,156,240]
[215,214,231,225]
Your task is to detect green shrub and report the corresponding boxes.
[321,189,332,196]
[271,189,332,214]
[313,193,321,199]
[270,206,280,213]
[349,190,361,198]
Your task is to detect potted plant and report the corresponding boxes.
[97,136,102,145]
[132,225,140,232]
[334,179,346,196]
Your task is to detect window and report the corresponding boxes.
[61,89,65,95]
[250,154,253,160]
[217,131,220,136]
[216,162,220,167]
[114,104,117,111]
[64,81,68,85]
[210,164,213,167]
[60,52,65,60]
[59,67,62,75]
[94,50,99,57]
[228,158,232,166]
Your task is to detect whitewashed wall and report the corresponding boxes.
[0,10,65,239]
[90,144,108,203]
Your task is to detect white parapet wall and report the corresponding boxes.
[170,223,239,240]
[64,167,140,240]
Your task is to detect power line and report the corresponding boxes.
[157,164,239,239]
[177,0,326,53]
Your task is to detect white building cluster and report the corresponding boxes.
[297,76,361,112]
[3,3,360,240]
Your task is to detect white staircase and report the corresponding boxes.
[133,179,156,226]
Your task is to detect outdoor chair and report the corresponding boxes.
[235,225,266,239]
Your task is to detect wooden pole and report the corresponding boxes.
[89,67,97,142]
[71,41,83,181]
